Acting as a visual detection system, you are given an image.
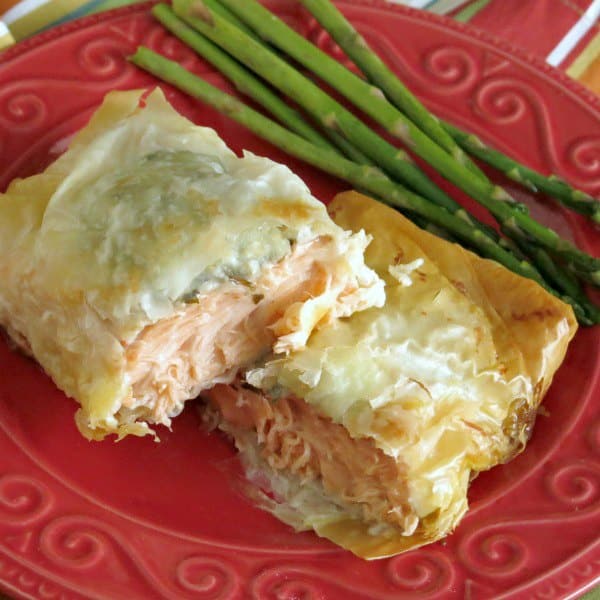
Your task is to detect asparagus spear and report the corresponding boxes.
[511,236,600,322]
[152,7,516,248]
[169,0,509,245]
[217,0,484,179]
[168,1,485,222]
[270,0,486,179]
[443,122,600,224]
[294,0,600,298]
[152,4,334,150]
[156,4,377,167]
[176,2,599,316]
[297,0,600,228]
[157,7,451,240]
[156,8,446,238]
[130,48,586,309]
[295,0,600,279]
[173,0,599,278]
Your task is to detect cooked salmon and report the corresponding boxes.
[203,382,414,531]
[119,236,377,428]
[0,90,385,439]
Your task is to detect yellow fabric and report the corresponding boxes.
[568,32,600,93]
[2,0,90,40]
[0,27,13,49]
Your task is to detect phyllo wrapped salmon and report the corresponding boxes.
[0,91,384,440]
[203,191,578,559]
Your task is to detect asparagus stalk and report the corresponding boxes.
[443,122,600,224]
[296,0,484,181]
[157,7,447,239]
[190,0,600,279]
[154,5,379,168]
[292,0,600,300]
[217,0,486,180]
[169,1,488,223]
[158,4,380,168]
[298,0,600,229]
[130,48,548,285]
[511,236,600,323]
[168,0,510,246]
[152,4,334,151]
[292,0,600,288]
[172,0,526,259]
[568,265,600,288]
[151,7,503,245]
[157,7,447,238]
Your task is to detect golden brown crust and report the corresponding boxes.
[330,191,577,405]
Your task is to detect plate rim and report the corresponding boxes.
[1,0,599,114]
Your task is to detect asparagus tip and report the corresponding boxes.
[185,1,215,26]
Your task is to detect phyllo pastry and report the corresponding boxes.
[203,191,578,559]
[0,91,384,440]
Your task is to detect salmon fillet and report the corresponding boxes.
[119,236,373,428]
[203,382,415,533]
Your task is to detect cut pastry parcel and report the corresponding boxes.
[0,90,384,440]
[203,191,578,559]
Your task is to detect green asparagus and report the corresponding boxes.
[177,1,598,314]
[292,0,599,300]
[168,0,483,220]
[218,0,484,178]
[152,4,334,150]
[174,0,599,277]
[444,122,600,224]
[299,0,598,232]
[512,236,600,323]
[299,0,488,179]
[156,5,377,167]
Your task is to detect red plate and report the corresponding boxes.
[0,2,599,598]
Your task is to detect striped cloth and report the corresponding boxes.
[0,0,598,96]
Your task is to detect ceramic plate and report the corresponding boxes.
[0,1,598,598]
